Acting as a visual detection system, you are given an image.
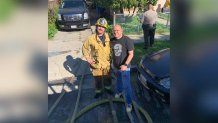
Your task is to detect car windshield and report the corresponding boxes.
[61,1,84,9]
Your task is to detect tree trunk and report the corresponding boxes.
[120,8,123,13]
[119,1,124,13]
[128,8,131,14]
[133,6,136,14]
[120,7,123,13]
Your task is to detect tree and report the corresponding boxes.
[93,0,158,14]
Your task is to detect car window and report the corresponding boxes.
[61,1,84,9]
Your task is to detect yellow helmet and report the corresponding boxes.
[95,18,108,28]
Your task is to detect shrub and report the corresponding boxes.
[48,23,57,39]
[48,5,59,39]
[107,25,113,37]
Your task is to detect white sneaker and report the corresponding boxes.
[126,104,132,112]
[115,93,122,98]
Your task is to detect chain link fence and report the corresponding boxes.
[112,12,170,35]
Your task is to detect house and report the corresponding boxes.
[122,0,170,15]
[154,0,170,13]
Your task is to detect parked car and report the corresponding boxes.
[137,48,170,104]
[57,0,90,30]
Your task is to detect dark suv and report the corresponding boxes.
[57,0,90,30]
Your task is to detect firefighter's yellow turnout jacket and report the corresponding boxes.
[82,33,110,76]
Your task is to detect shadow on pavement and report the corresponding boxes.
[63,55,91,77]
[48,55,92,94]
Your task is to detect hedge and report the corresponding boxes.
[48,5,59,39]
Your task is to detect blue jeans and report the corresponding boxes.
[115,68,133,105]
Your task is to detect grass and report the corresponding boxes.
[107,22,169,36]
[107,14,170,36]
[158,12,170,20]
[121,22,170,35]
[156,22,170,34]
[132,40,170,65]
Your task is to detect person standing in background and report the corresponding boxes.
[141,3,158,49]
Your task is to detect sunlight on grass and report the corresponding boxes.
[132,40,170,65]
[158,13,169,20]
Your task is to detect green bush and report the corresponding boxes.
[0,0,15,22]
[48,23,57,39]
[48,5,59,39]
[107,25,113,38]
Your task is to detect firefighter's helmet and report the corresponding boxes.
[96,18,108,28]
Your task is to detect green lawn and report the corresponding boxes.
[158,13,170,20]
[156,22,170,34]
[107,15,170,36]
[107,22,170,36]
[132,40,170,65]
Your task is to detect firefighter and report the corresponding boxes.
[82,18,112,98]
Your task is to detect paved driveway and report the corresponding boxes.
[48,29,92,82]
